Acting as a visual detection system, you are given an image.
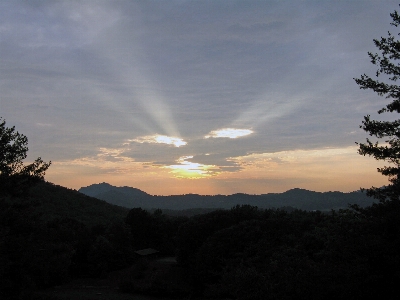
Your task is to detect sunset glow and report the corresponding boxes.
[164,156,219,179]
[3,1,397,195]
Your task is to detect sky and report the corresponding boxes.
[1,0,398,195]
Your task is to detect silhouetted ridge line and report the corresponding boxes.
[78,183,376,211]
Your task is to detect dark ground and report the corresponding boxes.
[33,257,191,300]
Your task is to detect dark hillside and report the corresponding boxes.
[27,181,129,227]
[0,182,134,299]
[2,181,399,300]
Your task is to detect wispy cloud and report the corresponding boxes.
[130,135,187,147]
[205,128,253,139]
[54,147,139,173]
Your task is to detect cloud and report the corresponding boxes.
[130,135,187,147]
[3,0,399,194]
[54,147,138,173]
[205,128,253,139]
[230,147,360,167]
[216,146,387,193]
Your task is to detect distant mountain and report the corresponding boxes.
[79,182,149,198]
[78,183,377,211]
[79,182,150,208]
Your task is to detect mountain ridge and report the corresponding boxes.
[78,183,376,211]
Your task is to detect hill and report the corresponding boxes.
[2,180,398,300]
[79,182,150,209]
[0,181,136,298]
[79,183,376,211]
[22,181,129,227]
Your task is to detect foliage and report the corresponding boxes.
[125,208,156,250]
[0,182,132,299]
[174,206,400,299]
[125,207,187,254]
[0,118,51,197]
[355,9,400,201]
[2,182,400,299]
[175,206,260,269]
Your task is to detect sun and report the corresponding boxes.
[164,156,218,179]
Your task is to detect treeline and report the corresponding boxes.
[2,181,400,299]
[88,200,400,299]
[173,202,400,299]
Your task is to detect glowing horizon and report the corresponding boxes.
[45,145,389,195]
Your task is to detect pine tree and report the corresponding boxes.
[355,8,400,201]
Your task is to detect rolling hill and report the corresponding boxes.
[22,181,129,226]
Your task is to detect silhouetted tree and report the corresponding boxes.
[355,8,400,201]
[0,117,51,196]
[125,207,161,249]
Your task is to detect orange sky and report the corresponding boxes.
[46,146,388,195]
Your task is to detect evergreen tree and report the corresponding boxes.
[355,8,400,201]
[0,117,51,196]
